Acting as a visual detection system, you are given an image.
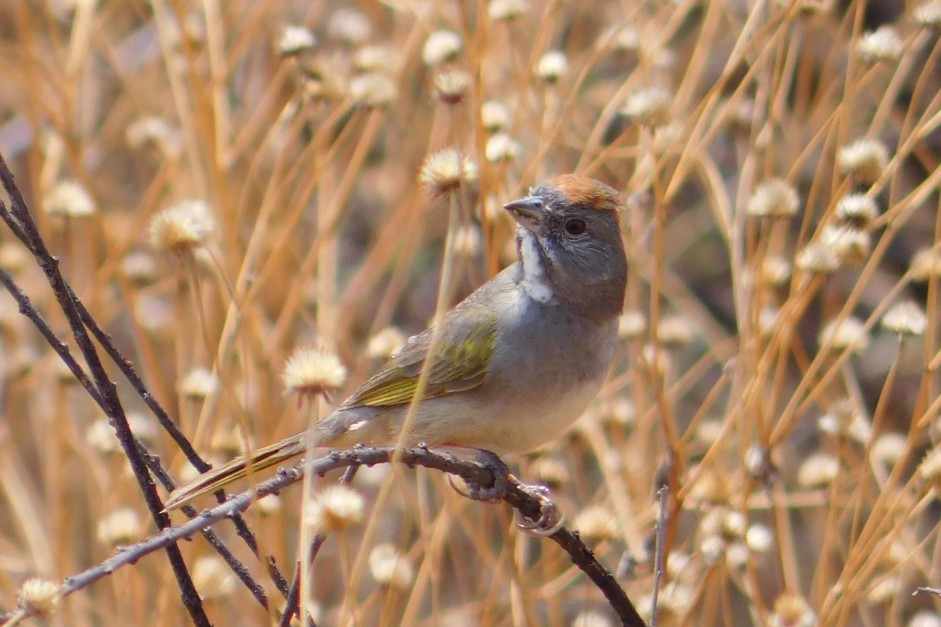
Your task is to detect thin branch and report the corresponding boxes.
[0,157,292,609]
[0,155,209,627]
[37,447,645,626]
[278,465,360,627]
[650,486,669,627]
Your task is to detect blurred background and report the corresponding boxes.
[0,0,940,625]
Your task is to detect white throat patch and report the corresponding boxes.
[519,232,554,303]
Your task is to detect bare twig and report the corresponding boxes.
[38,447,645,626]
[650,486,670,627]
[278,465,360,627]
[0,155,209,626]
[0,155,293,610]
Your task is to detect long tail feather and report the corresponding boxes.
[163,432,308,511]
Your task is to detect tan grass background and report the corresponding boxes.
[1,0,940,625]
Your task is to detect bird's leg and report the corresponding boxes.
[442,448,564,534]
[445,448,510,502]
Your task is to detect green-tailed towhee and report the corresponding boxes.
[165,174,628,510]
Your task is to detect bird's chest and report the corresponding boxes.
[478,302,618,452]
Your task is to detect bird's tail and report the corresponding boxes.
[163,431,308,511]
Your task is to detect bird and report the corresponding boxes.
[164,174,628,510]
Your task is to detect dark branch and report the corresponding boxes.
[50,447,646,626]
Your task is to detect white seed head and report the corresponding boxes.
[689,468,732,502]
[837,139,889,185]
[45,179,95,217]
[488,0,529,22]
[452,224,482,257]
[282,346,347,401]
[210,425,250,457]
[699,534,725,565]
[797,451,840,488]
[433,69,472,105]
[536,50,568,83]
[86,418,119,455]
[85,411,157,455]
[97,507,145,546]
[769,592,817,627]
[255,493,283,516]
[867,574,902,604]
[818,397,871,443]
[911,247,941,281]
[610,24,640,52]
[531,456,570,489]
[180,367,218,400]
[350,73,398,108]
[657,315,694,348]
[760,256,792,286]
[422,30,462,66]
[592,396,636,426]
[368,543,415,589]
[366,327,406,359]
[617,310,647,339]
[420,148,478,197]
[126,116,183,156]
[726,541,750,569]
[481,100,510,133]
[920,447,941,494]
[818,316,869,352]
[882,300,928,336]
[747,178,800,218]
[572,610,614,627]
[149,199,215,254]
[326,8,371,45]
[621,87,672,127]
[909,611,941,627]
[820,225,871,266]
[915,1,941,27]
[856,26,903,63]
[279,25,316,56]
[305,485,366,533]
[796,241,841,274]
[695,418,724,446]
[353,45,398,73]
[485,133,522,163]
[745,524,773,553]
[121,251,159,286]
[192,556,236,600]
[834,193,879,227]
[0,242,28,273]
[573,505,619,544]
[17,578,61,619]
[871,432,907,466]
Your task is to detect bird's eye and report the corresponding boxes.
[564,219,587,235]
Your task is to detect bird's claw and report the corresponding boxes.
[513,484,565,536]
[447,450,510,502]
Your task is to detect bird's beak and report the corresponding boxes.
[503,196,546,235]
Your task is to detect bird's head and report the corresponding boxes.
[504,174,627,319]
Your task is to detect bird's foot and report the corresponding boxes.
[447,450,510,502]
[513,483,565,536]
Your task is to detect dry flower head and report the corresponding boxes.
[420,148,478,197]
[282,346,347,404]
[149,199,215,254]
[16,577,62,620]
[44,180,95,217]
[305,485,366,533]
[747,178,800,218]
[369,544,415,589]
[837,139,889,185]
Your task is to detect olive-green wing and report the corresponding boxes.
[343,312,497,408]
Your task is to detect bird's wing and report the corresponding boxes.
[342,306,498,408]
